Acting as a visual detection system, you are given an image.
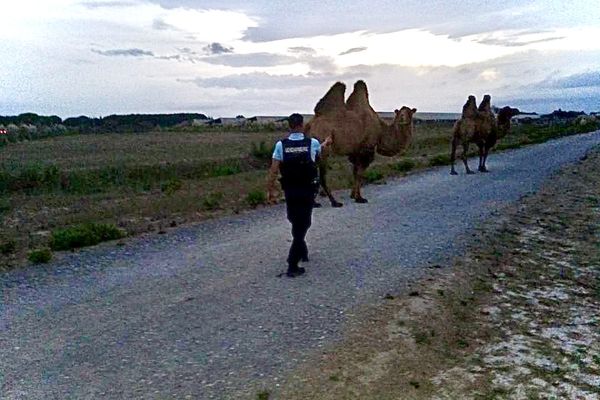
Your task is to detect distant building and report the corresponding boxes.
[511,114,541,124]
[209,116,247,126]
[377,111,460,122]
[246,116,285,124]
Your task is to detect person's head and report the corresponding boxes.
[288,113,304,130]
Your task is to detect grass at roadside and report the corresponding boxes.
[0,119,598,268]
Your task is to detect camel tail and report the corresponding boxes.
[314,82,346,116]
[346,80,370,110]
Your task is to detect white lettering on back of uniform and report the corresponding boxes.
[284,146,309,153]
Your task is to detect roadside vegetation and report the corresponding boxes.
[0,118,598,268]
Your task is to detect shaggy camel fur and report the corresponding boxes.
[450,94,499,174]
[306,80,416,206]
[450,95,479,175]
[450,96,520,175]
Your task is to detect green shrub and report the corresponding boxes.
[161,178,183,195]
[210,164,241,177]
[50,223,125,251]
[28,248,52,264]
[256,391,270,400]
[0,198,10,213]
[429,154,451,166]
[393,159,416,172]
[250,141,273,160]
[201,192,224,210]
[246,189,266,207]
[0,240,16,255]
[364,169,384,183]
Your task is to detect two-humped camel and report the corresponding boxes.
[450,95,518,175]
[305,80,416,206]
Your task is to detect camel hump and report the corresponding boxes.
[314,82,346,115]
[462,95,478,118]
[346,80,370,111]
[478,94,492,112]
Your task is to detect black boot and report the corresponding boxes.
[286,265,306,277]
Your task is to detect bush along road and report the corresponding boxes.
[1,130,600,399]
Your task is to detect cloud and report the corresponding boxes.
[152,18,174,30]
[201,53,297,67]
[476,36,565,47]
[181,70,364,90]
[204,42,233,55]
[92,48,155,57]
[81,1,137,8]
[543,72,600,89]
[288,46,316,54]
[339,47,367,56]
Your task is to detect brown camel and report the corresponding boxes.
[305,80,417,206]
[450,95,479,175]
[451,96,520,175]
[479,105,520,167]
[475,94,497,172]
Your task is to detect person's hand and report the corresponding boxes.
[322,136,333,148]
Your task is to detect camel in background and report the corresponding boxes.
[450,95,479,175]
[450,95,517,175]
[305,80,417,206]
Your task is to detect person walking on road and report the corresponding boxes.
[267,113,331,277]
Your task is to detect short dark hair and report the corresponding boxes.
[288,113,303,129]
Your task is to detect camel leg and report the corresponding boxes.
[462,142,475,174]
[351,152,374,204]
[318,159,343,208]
[478,145,487,172]
[352,163,368,203]
[450,136,459,175]
[481,146,491,172]
[350,163,358,199]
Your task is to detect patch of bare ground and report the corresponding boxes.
[270,150,600,399]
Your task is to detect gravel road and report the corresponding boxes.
[2,131,600,399]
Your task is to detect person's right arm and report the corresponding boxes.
[267,141,283,203]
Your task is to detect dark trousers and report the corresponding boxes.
[285,189,314,269]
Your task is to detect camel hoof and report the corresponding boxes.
[331,201,343,208]
[466,170,475,175]
[450,170,458,175]
[355,198,368,204]
[478,167,489,173]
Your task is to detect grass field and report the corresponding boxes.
[0,119,598,268]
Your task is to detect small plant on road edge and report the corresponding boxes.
[256,390,270,400]
[246,189,266,208]
[50,222,125,251]
[28,248,52,264]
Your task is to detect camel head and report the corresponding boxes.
[376,106,417,157]
[497,106,520,124]
[393,106,417,127]
[478,94,492,112]
[462,96,478,118]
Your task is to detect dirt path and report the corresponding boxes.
[1,131,600,399]
[275,148,600,399]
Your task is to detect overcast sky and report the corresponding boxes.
[1,0,599,118]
